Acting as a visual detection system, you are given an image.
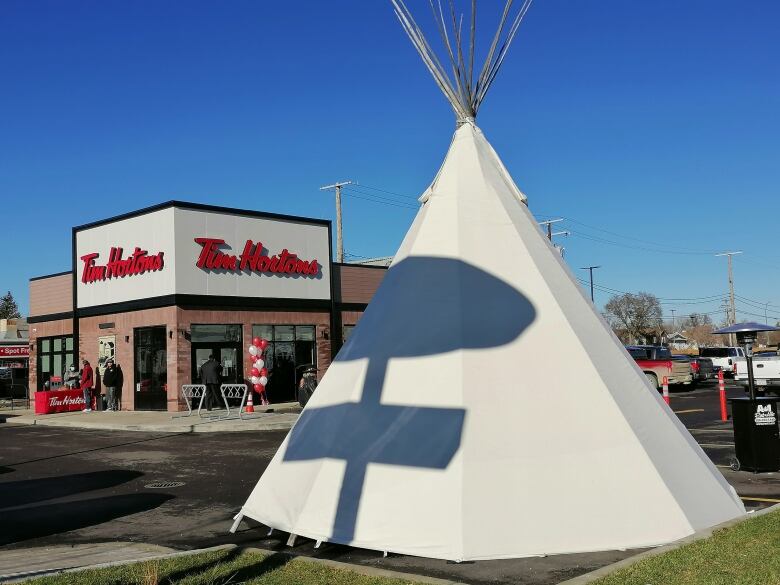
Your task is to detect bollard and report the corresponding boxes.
[662,376,670,405]
[718,369,728,421]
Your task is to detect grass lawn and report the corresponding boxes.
[593,508,780,585]
[24,549,428,585]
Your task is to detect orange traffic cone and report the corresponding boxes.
[245,387,255,413]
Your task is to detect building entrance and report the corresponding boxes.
[134,326,167,411]
[191,344,242,385]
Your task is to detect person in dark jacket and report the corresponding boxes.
[198,355,222,411]
[297,366,318,408]
[80,360,94,412]
[102,359,123,411]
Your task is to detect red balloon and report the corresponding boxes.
[252,337,262,347]
[250,368,260,377]
[259,368,268,377]
[253,383,262,392]
[259,339,269,350]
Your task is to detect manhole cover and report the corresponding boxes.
[144,481,185,489]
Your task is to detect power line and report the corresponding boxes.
[352,183,420,201]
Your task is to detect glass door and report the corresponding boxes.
[134,326,167,411]
[191,345,242,385]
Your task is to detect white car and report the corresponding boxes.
[699,347,745,375]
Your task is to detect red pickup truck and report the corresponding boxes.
[626,345,694,390]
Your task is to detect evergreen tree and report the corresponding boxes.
[0,291,21,319]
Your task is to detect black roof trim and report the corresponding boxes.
[30,270,72,282]
[333,262,389,271]
[73,200,331,233]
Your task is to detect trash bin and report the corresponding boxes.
[728,397,780,472]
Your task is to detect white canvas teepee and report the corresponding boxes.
[234,0,745,560]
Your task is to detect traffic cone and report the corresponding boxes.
[245,387,255,413]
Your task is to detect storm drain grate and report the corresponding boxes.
[145,481,185,489]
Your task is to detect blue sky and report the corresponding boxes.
[2,0,779,322]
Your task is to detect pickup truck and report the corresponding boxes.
[674,355,715,384]
[626,345,694,390]
[734,353,780,395]
[698,347,746,376]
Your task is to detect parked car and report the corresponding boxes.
[673,355,715,384]
[626,345,694,390]
[734,354,780,396]
[698,347,746,376]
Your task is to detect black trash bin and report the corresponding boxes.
[728,397,780,472]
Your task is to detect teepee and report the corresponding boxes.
[233,0,745,560]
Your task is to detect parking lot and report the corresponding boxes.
[1,379,778,585]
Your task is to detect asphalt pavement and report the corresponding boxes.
[0,378,777,585]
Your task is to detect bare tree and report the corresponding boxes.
[604,292,663,344]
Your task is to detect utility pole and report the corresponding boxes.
[716,251,742,346]
[671,309,676,330]
[579,265,601,303]
[538,218,563,241]
[320,181,353,263]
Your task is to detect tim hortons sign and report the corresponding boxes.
[194,238,320,277]
[81,247,165,284]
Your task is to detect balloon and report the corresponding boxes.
[253,383,262,392]
[252,337,262,347]
[250,376,260,384]
[254,359,265,370]
[259,376,268,386]
[250,367,260,377]
[248,345,258,356]
[259,339,269,350]
[259,368,268,377]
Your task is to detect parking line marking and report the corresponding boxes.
[698,443,735,448]
[673,409,704,414]
[690,429,732,433]
[739,496,780,504]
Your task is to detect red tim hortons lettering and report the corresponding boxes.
[199,237,319,277]
[80,247,164,284]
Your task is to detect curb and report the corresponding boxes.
[0,544,235,584]
[2,543,466,585]
[556,503,780,585]
[240,547,468,585]
[1,413,298,434]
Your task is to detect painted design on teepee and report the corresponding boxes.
[283,256,536,543]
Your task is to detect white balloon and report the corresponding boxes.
[248,345,258,356]
[259,376,268,386]
[254,358,265,370]
[251,376,260,384]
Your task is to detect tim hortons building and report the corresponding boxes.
[28,201,387,411]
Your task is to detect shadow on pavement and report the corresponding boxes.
[0,466,13,474]
[3,433,186,468]
[0,470,143,508]
[0,492,175,546]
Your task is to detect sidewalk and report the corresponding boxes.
[0,404,300,433]
[0,542,178,583]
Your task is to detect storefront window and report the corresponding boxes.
[191,324,242,343]
[343,325,356,342]
[36,335,74,390]
[251,325,317,403]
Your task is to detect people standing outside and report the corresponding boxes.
[199,354,221,411]
[102,359,123,411]
[297,366,318,408]
[64,365,80,389]
[80,359,94,412]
